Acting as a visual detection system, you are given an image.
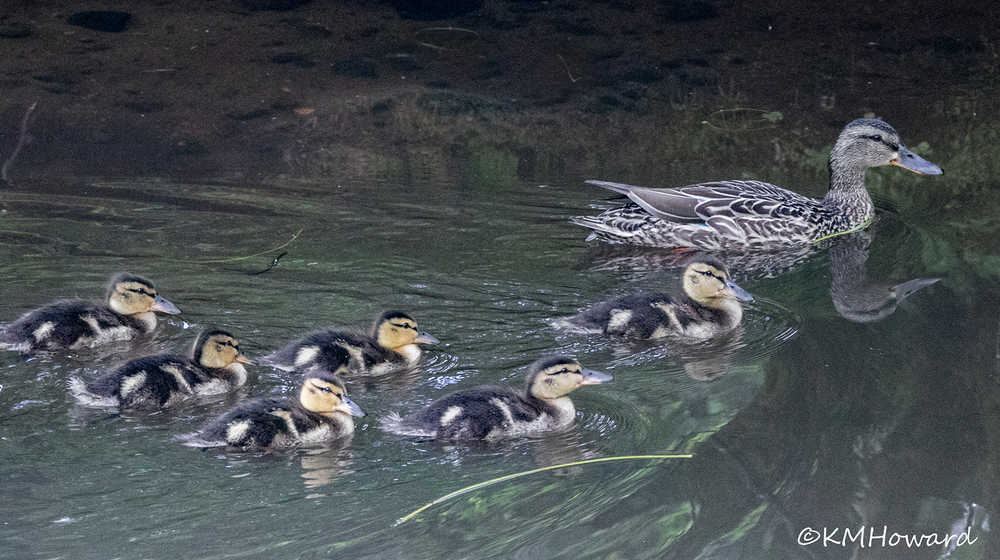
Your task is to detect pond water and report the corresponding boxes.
[0,154,995,559]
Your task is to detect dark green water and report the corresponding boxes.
[0,155,996,559]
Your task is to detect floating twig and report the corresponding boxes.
[192,229,303,264]
[1,101,38,186]
[246,251,287,275]
[414,26,480,51]
[557,54,581,83]
[394,454,693,526]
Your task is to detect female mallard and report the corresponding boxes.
[381,356,612,440]
[558,255,752,339]
[0,272,181,352]
[261,310,438,375]
[69,329,253,408]
[184,368,364,450]
[571,118,942,249]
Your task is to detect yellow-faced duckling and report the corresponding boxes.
[0,272,181,352]
[572,118,942,249]
[69,329,252,409]
[559,255,752,339]
[185,368,365,450]
[261,310,438,375]
[382,356,612,440]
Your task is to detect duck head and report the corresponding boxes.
[526,355,612,400]
[299,370,365,418]
[106,272,181,316]
[832,118,942,175]
[373,311,439,351]
[193,329,254,369]
[681,255,753,305]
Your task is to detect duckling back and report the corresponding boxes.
[262,329,399,374]
[70,354,240,409]
[0,300,149,352]
[384,386,561,440]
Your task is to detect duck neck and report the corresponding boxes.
[824,159,874,216]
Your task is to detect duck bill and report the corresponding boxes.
[724,280,754,302]
[234,354,255,365]
[338,396,366,417]
[890,144,942,175]
[150,294,182,315]
[580,369,613,385]
[414,332,439,345]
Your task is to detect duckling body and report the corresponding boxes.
[69,330,252,409]
[0,273,181,352]
[262,311,437,375]
[186,370,364,450]
[571,119,942,249]
[383,356,611,440]
[562,256,752,339]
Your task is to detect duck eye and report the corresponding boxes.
[215,344,223,352]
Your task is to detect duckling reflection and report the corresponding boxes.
[830,230,939,323]
[557,255,752,340]
[299,447,355,490]
[0,272,181,352]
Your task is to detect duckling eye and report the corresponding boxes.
[215,344,223,352]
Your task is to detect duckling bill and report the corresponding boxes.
[560,255,752,339]
[0,272,181,352]
[381,356,611,440]
[261,310,438,375]
[69,329,252,409]
[184,368,364,450]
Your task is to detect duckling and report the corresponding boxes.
[261,310,438,375]
[69,329,253,409]
[382,356,612,440]
[559,255,752,339]
[0,272,181,352]
[185,368,365,450]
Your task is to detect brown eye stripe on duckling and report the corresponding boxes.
[123,287,156,297]
[696,269,724,282]
[545,366,580,376]
[309,382,342,395]
[390,321,416,330]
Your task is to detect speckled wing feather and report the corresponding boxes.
[585,179,819,223]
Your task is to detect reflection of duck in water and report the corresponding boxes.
[572,118,941,249]
[557,255,752,339]
[830,231,938,323]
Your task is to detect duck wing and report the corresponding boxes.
[585,179,818,223]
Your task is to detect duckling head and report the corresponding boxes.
[298,370,365,418]
[526,356,612,401]
[832,119,942,176]
[193,329,254,369]
[106,273,182,317]
[682,256,753,306]
[373,311,439,352]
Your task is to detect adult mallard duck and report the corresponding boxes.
[571,118,942,249]
[557,255,752,339]
[381,356,612,440]
[0,272,181,352]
